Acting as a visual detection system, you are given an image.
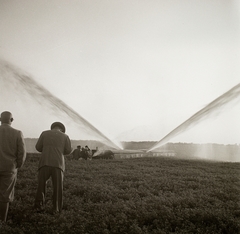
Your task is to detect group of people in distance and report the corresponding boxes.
[71,145,93,160]
[0,110,73,222]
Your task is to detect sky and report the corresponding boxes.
[0,0,240,147]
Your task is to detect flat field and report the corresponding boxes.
[1,155,240,234]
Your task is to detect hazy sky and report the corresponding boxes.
[0,0,240,146]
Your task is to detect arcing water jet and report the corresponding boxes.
[148,83,240,152]
[0,59,122,150]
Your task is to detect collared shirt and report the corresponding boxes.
[36,129,72,171]
[0,123,26,172]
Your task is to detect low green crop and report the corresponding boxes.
[1,155,239,234]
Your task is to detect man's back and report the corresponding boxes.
[36,129,72,171]
[72,148,80,160]
[0,111,26,222]
[0,124,26,171]
[34,122,72,214]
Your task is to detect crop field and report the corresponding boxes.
[1,155,240,234]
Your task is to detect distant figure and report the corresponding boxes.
[34,122,72,214]
[72,145,81,160]
[79,146,85,160]
[0,111,26,222]
[81,146,87,160]
[85,145,92,160]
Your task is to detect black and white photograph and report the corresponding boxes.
[0,0,239,233]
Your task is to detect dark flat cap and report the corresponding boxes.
[51,122,66,133]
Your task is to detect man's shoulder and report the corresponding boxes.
[41,130,52,135]
[58,131,70,139]
[42,130,70,138]
[61,132,70,139]
[1,124,22,133]
[12,127,22,133]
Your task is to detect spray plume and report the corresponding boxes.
[148,83,240,152]
[0,59,122,150]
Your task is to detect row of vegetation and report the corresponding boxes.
[1,155,239,233]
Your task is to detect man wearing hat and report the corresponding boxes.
[0,111,26,221]
[72,145,82,160]
[34,121,72,214]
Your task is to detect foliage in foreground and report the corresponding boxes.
[1,156,240,234]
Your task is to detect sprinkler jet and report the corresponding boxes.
[148,83,240,152]
[0,60,123,150]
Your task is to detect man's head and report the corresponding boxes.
[50,122,66,133]
[0,111,13,124]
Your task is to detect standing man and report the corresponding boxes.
[72,145,81,160]
[85,145,92,160]
[34,122,72,214]
[0,111,26,222]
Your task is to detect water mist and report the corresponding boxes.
[0,59,122,150]
[148,83,240,152]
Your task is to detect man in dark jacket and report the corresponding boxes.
[72,145,81,160]
[34,122,72,214]
[0,111,26,221]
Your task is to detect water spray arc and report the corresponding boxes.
[0,60,122,150]
[148,83,240,152]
